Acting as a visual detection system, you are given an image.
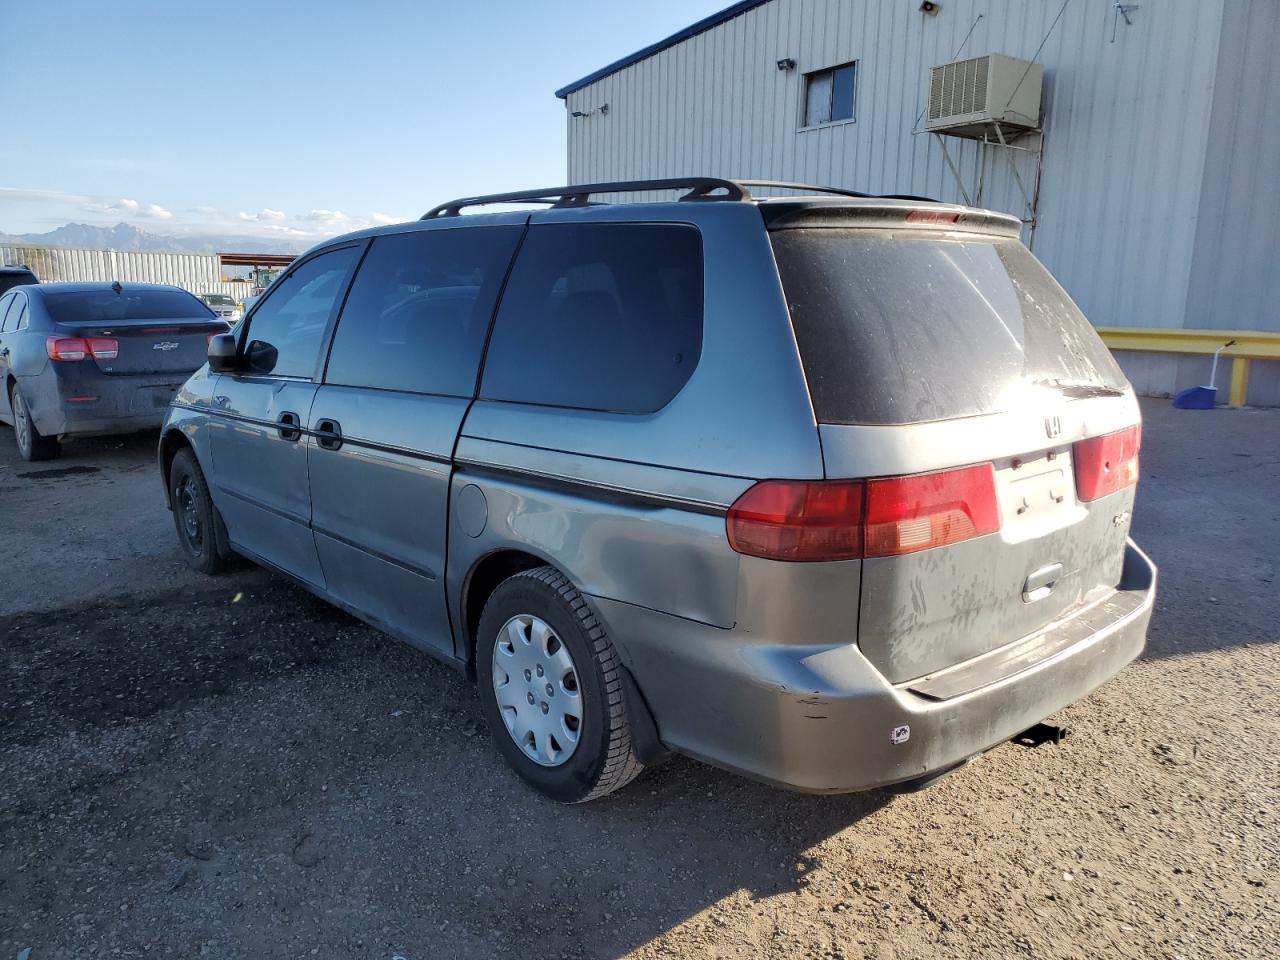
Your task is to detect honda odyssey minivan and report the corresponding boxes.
[158,178,1156,802]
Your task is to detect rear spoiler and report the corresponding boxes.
[760,198,1023,238]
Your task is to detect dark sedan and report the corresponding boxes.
[0,282,229,460]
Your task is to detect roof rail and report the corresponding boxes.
[421,177,940,218]
[421,177,748,219]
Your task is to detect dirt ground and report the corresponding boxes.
[1,399,1277,960]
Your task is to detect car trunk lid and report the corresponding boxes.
[45,287,226,375]
[768,207,1140,683]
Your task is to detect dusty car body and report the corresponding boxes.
[158,179,1155,801]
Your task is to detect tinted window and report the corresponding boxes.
[0,272,36,296]
[481,223,703,413]
[0,294,14,331]
[243,246,359,378]
[326,227,521,396]
[44,287,212,324]
[770,230,1127,425]
[12,298,28,331]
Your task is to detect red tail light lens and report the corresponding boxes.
[46,336,88,361]
[726,464,1001,562]
[864,464,1000,557]
[46,336,118,361]
[86,337,118,360]
[726,479,865,561]
[1073,425,1141,501]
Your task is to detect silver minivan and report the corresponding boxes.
[159,178,1156,802]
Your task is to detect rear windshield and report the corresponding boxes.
[770,230,1127,425]
[202,294,235,306]
[0,272,37,295]
[45,288,213,324]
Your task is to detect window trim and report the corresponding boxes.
[799,59,858,130]
[233,239,367,383]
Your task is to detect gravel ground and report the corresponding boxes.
[1,400,1277,960]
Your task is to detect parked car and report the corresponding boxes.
[158,178,1156,802]
[0,264,38,295]
[197,293,244,324]
[0,282,230,460]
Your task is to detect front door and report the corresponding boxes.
[207,243,362,586]
[306,224,524,654]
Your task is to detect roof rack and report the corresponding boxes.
[421,178,938,218]
[422,177,747,219]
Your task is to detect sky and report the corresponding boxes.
[1,0,727,243]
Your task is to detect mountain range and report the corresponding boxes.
[0,222,309,255]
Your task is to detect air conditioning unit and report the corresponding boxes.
[926,53,1043,138]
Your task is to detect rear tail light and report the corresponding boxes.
[86,337,118,360]
[46,336,88,361]
[864,464,1001,557]
[726,464,1000,562]
[1073,425,1141,501]
[45,336,118,361]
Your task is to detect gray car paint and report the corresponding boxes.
[160,195,1156,793]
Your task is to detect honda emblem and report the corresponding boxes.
[1045,415,1062,439]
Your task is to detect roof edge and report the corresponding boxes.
[554,0,769,99]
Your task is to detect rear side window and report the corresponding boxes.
[0,293,14,331]
[326,227,521,396]
[0,272,36,296]
[44,288,212,324]
[242,246,359,378]
[770,230,1127,425]
[481,223,703,414]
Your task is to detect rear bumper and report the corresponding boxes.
[595,540,1156,793]
[24,370,186,438]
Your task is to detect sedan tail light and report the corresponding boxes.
[46,336,88,361]
[46,336,118,361]
[1073,425,1141,501]
[726,463,1001,562]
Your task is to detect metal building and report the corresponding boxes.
[557,0,1280,405]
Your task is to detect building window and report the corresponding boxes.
[803,61,857,127]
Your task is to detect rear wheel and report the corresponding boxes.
[9,383,60,462]
[169,448,231,575]
[476,566,645,802]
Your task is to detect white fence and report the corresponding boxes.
[0,244,261,303]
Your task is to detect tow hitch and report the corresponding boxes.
[1012,722,1070,747]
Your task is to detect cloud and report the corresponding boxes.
[0,187,94,205]
[238,208,288,222]
[189,205,218,216]
[142,203,172,220]
[303,209,350,225]
[370,212,406,225]
[112,198,140,213]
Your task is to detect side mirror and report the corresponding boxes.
[208,333,240,372]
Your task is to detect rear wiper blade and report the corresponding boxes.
[1033,379,1126,399]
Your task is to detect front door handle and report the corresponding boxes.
[315,418,343,451]
[276,411,302,442]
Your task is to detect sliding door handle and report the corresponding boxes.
[315,418,343,451]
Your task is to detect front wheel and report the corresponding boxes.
[476,566,645,802]
[169,448,232,575]
[10,383,60,461]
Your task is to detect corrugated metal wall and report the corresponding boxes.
[0,245,258,302]
[564,0,1280,405]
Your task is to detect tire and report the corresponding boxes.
[476,566,645,802]
[9,382,60,462]
[169,448,232,575]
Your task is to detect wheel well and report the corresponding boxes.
[462,549,548,667]
[158,429,193,504]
